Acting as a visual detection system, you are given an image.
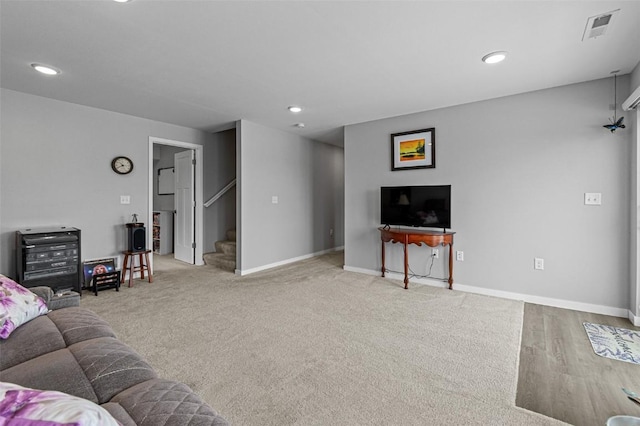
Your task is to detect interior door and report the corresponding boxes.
[174,149,195,264]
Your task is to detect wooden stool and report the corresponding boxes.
[121,250,153,287]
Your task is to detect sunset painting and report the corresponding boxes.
[391,128,435,171]
[399,138,426,161]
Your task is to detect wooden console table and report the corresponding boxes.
[379,227,455,290]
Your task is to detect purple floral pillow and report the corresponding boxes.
[0,382,121,425]
[0,274,49,339]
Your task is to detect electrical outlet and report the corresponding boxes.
[456,251,464,261]
[329,228,334,237]
[584,193,602,205]
[432,248,439,259]
[120,195,130,204]
[271,196,278,204]
[534,258,544,270]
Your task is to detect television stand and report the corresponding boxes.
[378,227,455,290]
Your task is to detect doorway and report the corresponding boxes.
[148,137,204,266]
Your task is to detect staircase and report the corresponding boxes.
[203,229,236,272]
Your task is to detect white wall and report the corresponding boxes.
[237,120,344,273]
[0,89,215,275]
[344,76,633,315]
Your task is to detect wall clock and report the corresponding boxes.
[111,156,134,175]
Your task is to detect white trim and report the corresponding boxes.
[236,246,344,276]
[630,310,640,327]
[343,265,631,319]
[148,137,204,266]
[343,265,384,276]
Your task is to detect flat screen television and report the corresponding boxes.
[381,185,451,229]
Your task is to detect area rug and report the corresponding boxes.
[583,322,640,365]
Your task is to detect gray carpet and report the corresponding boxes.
[80,252,565,425]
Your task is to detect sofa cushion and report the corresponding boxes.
[0,381,120,425]
[70,336,157,403]
[0,348,99,403]
[47,307,116,345]
[0,274,48,339]
[0,307,116,371]
[102,402,138,426]
[0,315,66,370]
[110,378,229,426]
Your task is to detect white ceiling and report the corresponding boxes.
[2,1,639,146]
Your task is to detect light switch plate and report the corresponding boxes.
[120,195,131,204]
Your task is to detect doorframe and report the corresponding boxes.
[148,136,204,266]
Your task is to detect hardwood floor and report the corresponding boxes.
[517,303,640,425]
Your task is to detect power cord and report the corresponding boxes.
[385,252,447,281]
[409,252,437,279]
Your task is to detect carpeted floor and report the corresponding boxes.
[80,252,566,425]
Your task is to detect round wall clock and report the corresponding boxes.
[111,156,134,175]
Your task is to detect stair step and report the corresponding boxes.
[226,229,236,242]
[215,240,236,255]
[203,252,236,272]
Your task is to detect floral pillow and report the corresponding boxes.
[0,382,121,425]
[0,274,49,339]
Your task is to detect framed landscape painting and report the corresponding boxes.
[391,128,435,171]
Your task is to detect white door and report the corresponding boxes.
[174,150,195,264]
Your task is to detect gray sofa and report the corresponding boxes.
[0,287,228,426]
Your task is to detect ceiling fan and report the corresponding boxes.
[603,72,625,133]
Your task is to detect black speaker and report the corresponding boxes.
[126,223,146,252]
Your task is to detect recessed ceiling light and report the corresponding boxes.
[482,51,508,64]
[31,63,60,75]
[288,106,303,113]
[113,0,132,2]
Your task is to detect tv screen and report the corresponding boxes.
[381,185,451,229]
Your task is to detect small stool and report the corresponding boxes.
[121,250,153,287]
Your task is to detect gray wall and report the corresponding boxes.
[631,61,640,93]
[237,120,344,272]
[632,108,639,320]
[203,128,236,252]
[344,76,633,311]
[629,62,640,319]
[0,89,214,275]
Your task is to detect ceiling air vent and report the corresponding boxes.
[582,9,620,41]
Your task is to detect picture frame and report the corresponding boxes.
[82,257,117,286]
[391,128,435,171]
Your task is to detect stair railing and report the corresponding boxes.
[204,178,236,208]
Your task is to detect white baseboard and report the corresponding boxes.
[237,246,344,276]
[343,265,632,320]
